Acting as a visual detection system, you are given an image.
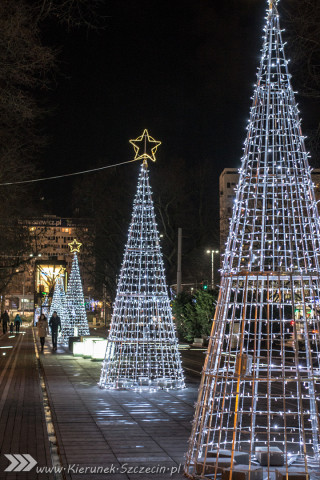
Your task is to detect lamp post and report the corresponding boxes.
[206,249,219,290]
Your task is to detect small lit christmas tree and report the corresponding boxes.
[66,239,90,338]
[100,130,185,390]
[49,275,69,343]
[185,1,320,478]
[34,296,49,325]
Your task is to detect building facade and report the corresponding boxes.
[6,216,94,313]
[219,168,239,257]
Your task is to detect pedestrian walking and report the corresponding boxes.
[37,314,48,353]
[14,313,22,333]
[1,310,9,334]
[9,322,14,334]
[49,311,61,352]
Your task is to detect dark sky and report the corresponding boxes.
[40,0,317,214]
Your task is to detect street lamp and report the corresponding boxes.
[206,249,219,290]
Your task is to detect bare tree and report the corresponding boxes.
[35,0,105,29]
[0,0,105,295]
[283,0,320,159]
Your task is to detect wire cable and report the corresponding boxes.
[0,158,139,186]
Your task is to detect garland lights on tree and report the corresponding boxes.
[65,239,90,339]
[49,275,69,343]
[34,296,49,325]
[185,1,320,478]
[100,130,185,390]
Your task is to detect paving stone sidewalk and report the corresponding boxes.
[39,337,200,480]
[0,326,53,480]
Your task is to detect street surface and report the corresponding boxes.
[0,324,203,479]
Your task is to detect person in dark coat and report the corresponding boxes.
[49,311,61,351]
[1,310,9,334]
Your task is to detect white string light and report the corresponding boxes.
[65,252,90,340]
[34,296,49,325]
[99,156,185,391]
[49,275,69,344]
[185,1,320,478]
[0,158,140,186]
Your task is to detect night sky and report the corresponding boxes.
[40,0,317,214]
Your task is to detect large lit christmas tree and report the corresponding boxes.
[185,1,320,478]
[65,239,90,339]
[49,275,69,343]
[100,130,185,390]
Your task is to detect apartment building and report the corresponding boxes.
[6,216,94,312]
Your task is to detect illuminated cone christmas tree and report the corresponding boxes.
[185,1,320,478]
[100,130,184,390]
[66,239,90,338]
[34,296,49,325]
[49,275,69,343]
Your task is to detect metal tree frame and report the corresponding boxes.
[34,296,49,325]
[65,252,90,340]
[100,132,185,390]
[49,275,69,344]
[185,1,320,478]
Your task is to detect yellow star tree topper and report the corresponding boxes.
[129,129,161,165]
[68,238,82,253]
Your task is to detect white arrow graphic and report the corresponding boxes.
[4,454,19,472]
[12,454,28,472]
[4,453,37,472]
[22,454,37,471]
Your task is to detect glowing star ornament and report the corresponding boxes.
[185,1,320,479]
[99,132,184,391]
[68,238,82,253]
[129,129,161,164]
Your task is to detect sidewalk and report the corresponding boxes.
[0,326,53,479]
[40,337,199,479]
[0,325,200,479]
